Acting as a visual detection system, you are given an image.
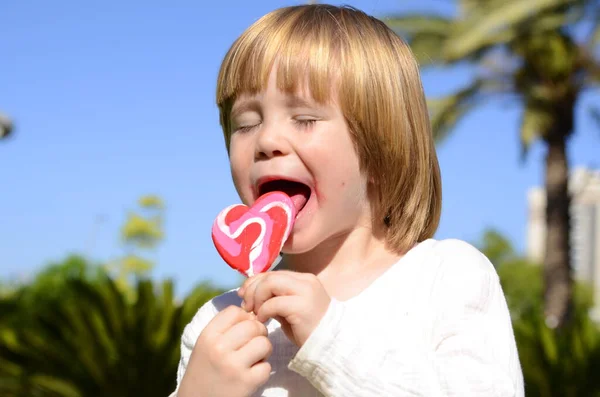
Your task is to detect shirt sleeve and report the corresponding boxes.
[170,298,219,396]
[288,240,524,397]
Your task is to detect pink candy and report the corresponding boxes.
[211,191,296,277]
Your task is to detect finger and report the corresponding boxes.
[243,272,301,313]
[241,273,272,313]
[255,296,299,323]
[220,320,268,351]
[205,305,254,335]
[252,274,300,316]
[239,270,301,297]
[249,361,272,386]
[238,273,267,297]
[238,273,269,310]
[236,335,273,368]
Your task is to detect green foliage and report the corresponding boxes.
[0,257,225,397]
[426,80,485,142]
[14,255,103,309]
[107,194,167,299]
[511,286,600,397]
[385,0,599,153]
[120,213,163,248]
[384,14,452,65]
[478,228,600,396]
[120,194,164,251]
[444,0,579,62]
[477,228,544,318]
[0,194,228,396]
[593,24,600,48]
[137,195,164,210]
[477,228,515,266]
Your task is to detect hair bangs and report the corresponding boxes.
[216,7,344,135]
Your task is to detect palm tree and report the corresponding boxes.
[385,0,600,329]
[0,273,225,396]
[0,111,13,139]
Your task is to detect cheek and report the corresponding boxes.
[331,147,369,207]
[228,144,252,202]
[308,134,363,198]
[328,148,362,186]
[343,173,369,203]
[320,160,368,210]
[230,164,245,197]
[328,132,361,173]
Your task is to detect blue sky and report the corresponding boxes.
[1,0,599,296]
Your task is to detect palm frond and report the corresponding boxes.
[446,0,579,61]
[384,14,453,65]
[584,0,600,48]
[428,79,491,142]
[593,24,600,47]
[0,275,224,396]
[519,100,556,159]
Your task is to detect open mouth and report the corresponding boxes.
[258,179,312,214]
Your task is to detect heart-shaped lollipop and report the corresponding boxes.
[211,191,296,277]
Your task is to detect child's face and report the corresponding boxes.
[228,68,372,254]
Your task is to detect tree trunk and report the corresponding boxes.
[543,134,573,329]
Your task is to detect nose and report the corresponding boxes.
[254,123,291,160]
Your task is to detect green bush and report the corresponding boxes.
[481,229,600,397]
[0,257,224,397]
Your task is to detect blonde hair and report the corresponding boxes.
[216,4,442,254]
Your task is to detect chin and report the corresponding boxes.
[280,240,312,255]
[280,230,321,255]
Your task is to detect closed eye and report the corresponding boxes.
[234,123,260,134]
[293,119,317,129]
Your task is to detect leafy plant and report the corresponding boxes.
[0,264,224,396]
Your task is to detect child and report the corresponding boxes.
[171,4,524,396]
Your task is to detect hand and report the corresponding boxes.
[178,305,272,397]
[238,271,331,347]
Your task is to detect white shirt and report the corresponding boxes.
[171,238,524,396]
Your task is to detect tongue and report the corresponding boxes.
[260,180,309,214]
[289,192,308,213]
